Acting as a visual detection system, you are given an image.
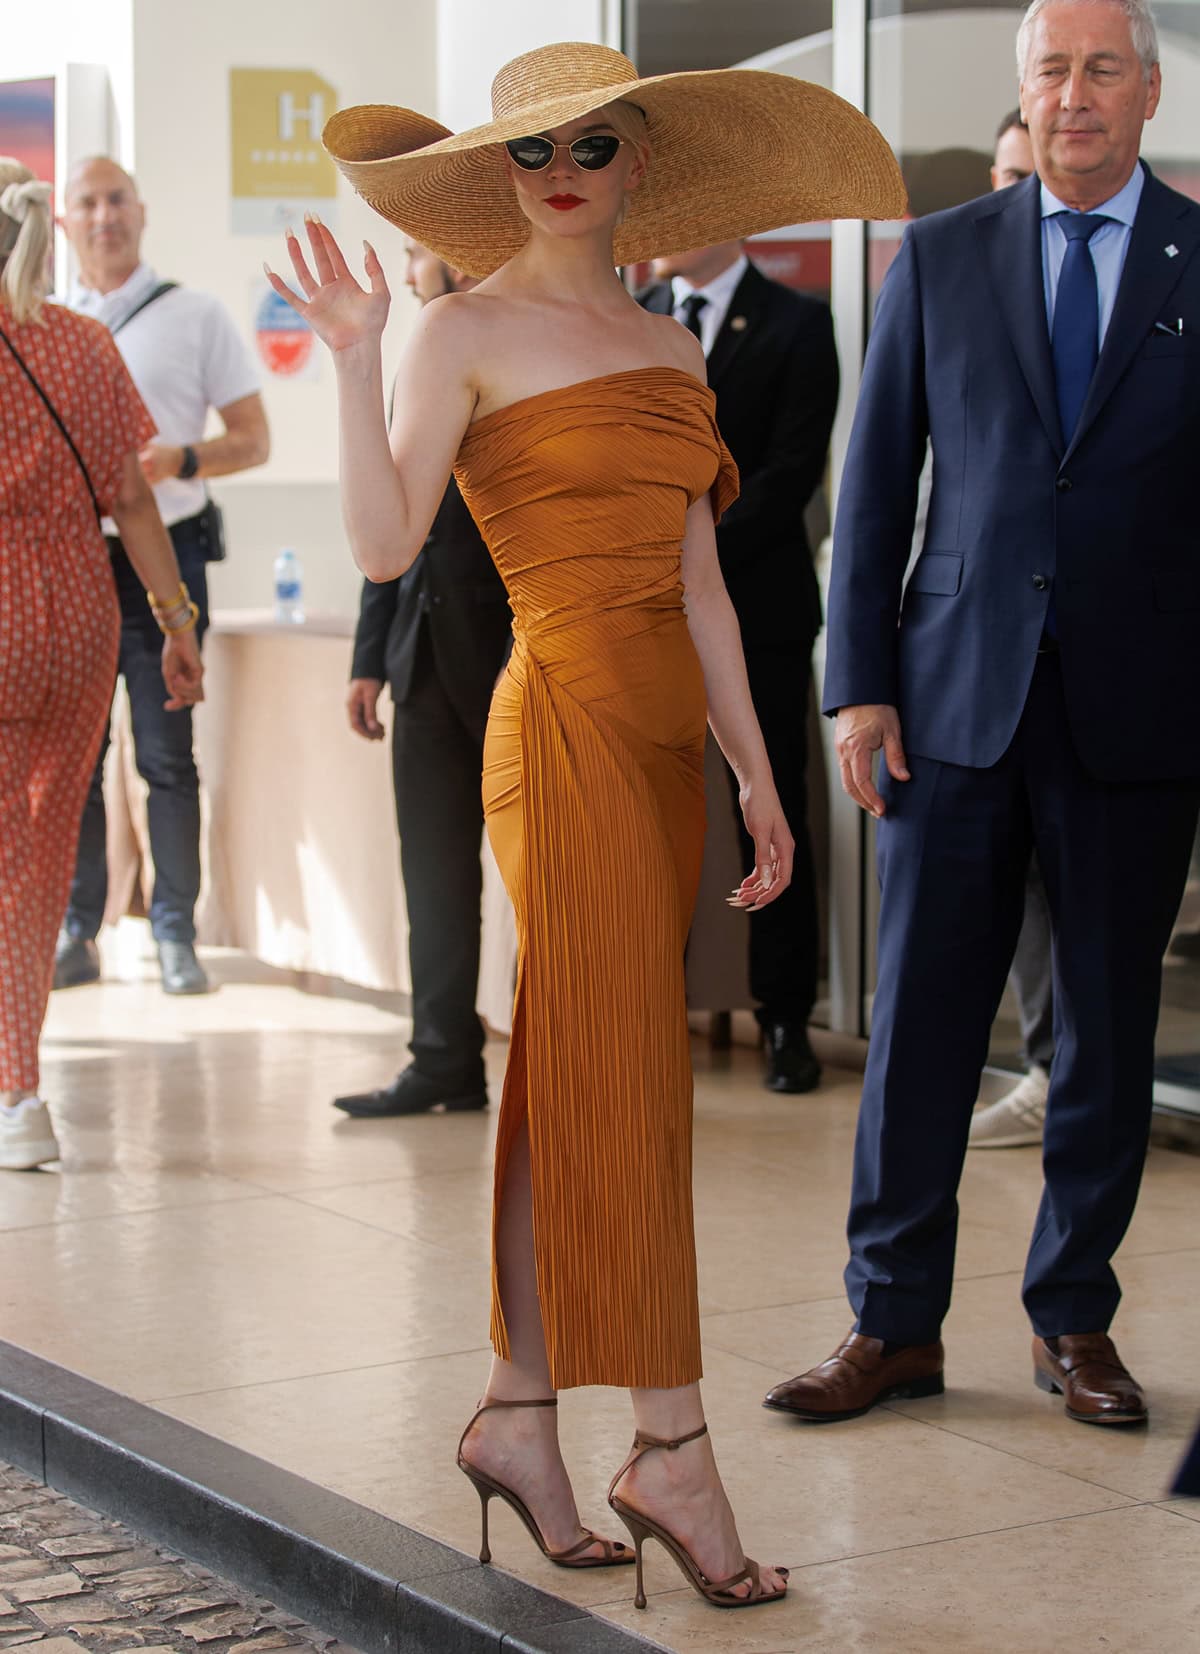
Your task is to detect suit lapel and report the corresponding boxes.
[975,176,1063,456]
[706,264,765,389]
[1066,167,1199,460]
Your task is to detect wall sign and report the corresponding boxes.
[252,282,317,380]
[231,68,338,236]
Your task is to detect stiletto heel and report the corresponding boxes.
[620,1512,651,1609]
[607,1424,788,1611]
[462,1471,494,1563]
[456,1397,634,1570]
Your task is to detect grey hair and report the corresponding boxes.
[1017,0,1160,81]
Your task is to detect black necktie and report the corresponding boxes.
[679,293,707,342]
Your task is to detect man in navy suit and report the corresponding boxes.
[766,0,1200,1427]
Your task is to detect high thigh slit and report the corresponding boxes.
[458,367,738,1391]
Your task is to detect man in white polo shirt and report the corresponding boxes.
[54,156,269,995]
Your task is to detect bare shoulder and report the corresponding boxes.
[400,289,483,386]
[408,289,477,351]
[646,310,707,380]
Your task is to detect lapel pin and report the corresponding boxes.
[730,315,748,331]
[1165,244,1179,258]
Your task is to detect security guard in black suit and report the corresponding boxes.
[639,243,839,1092]
[334,246,510,1118]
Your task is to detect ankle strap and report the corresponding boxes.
[633,1422,708,1452]
[477,1395,557,1413]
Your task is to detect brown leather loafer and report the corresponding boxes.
[1033,1334,1148,1426]
[763,1331,945,1422]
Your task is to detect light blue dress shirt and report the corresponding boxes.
[1040,164,1144,346]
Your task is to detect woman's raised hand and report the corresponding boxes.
[264,216,390,355]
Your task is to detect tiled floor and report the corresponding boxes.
[13,923,1200,1653]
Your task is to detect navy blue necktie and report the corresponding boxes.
[1051,212,1109,445]
[1046,212,1109,637]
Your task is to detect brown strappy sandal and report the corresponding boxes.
[607,1423,789,1610]
[456,1397,634,1570]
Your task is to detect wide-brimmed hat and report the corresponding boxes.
[323,42,906,277]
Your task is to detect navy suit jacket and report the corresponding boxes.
[824,164,1200,784]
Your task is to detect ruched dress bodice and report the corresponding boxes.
[455,366,738,1389]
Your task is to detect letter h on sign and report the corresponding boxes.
[278,91,325,141]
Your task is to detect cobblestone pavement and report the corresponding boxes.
[0,1463,360,1654]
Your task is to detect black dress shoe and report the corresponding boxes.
[158,941,210,995]
[763,1022,821,1094]
[333,1064,488,1117]
[54,932,101,990]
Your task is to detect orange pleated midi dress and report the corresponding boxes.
[454,366,738,1391]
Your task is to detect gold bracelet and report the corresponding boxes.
[148,581,189,612]
[155,601,200,636]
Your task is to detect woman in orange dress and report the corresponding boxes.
[0,161,204,1172]
[269,44,902,1612]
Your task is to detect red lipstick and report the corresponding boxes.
[546,194,584,210]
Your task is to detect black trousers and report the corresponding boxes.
[846,653,1199,1344]
[392,626,488,1089]
[726,644,820,1027]
[65,515,209,944]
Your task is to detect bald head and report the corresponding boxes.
[62,156,145,293]
[66,155,138,203]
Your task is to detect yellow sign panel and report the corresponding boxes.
[230,68,338,235]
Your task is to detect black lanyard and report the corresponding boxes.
[110,280,178,335]
[0,319,102,526]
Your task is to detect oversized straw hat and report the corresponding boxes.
[323,41,906,277]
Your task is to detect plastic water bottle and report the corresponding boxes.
[273,547,304,625]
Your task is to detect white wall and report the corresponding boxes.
[436,0,619,130]
[127,0,625,616]
[124,0,437,616]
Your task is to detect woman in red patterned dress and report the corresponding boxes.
[0,160,204,1171]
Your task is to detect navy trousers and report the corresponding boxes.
[64,514,210,945]
[847,653,1199,1344]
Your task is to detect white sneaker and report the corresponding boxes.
[0,1098,61,1170]
[968,1065,1049,1149]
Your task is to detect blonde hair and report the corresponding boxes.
[600,98,649,151]
[0,158,53,325]
[598,101,649,229]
